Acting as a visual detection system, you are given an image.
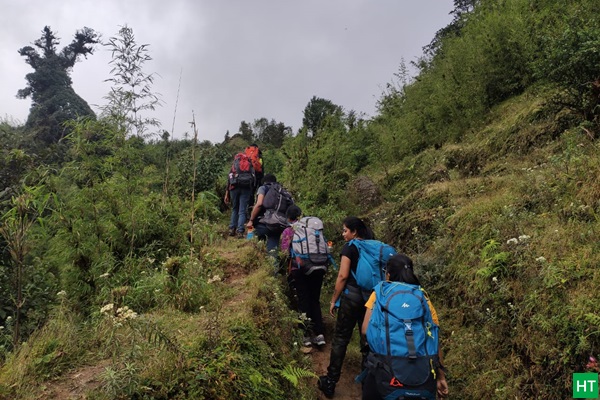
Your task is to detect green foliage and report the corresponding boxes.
[251,117,292,148]
[278,362,317,387]
[0,184,54,346]
[531,0,600,131]
[174,145,229,197]
[102,25,162,138]
[475,239,511,280]
[301,96,343,137]
[0,303,87,395]
[4,2,600,398]
[280,107,371,211]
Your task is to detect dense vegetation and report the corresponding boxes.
[2,0,600,398]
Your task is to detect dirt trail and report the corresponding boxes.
[307,314,362,400]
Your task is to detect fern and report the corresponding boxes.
[584,313,600,329]
[130,318,185,362]
[278,363,317,387]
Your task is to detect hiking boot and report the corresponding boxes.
[302,337,312,347]
[317,375,336,398]
[236,231,245,239]
[228,228,235,237]
[313,334,326,346]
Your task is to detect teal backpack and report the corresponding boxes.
[363,281,440,400]
[348,239,397,292]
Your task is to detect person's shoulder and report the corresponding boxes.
[341,242,356,254]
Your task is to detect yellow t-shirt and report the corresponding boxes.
[365,285,439,325]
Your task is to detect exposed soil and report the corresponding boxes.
[307,314,362,400]
[40,359,110,400]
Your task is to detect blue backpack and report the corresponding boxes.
[348,239,397,292]
[363,282,440,400]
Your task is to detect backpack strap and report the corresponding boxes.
[403,319,417,360]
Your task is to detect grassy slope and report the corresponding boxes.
[369,85,600,399]
[0,239,320,399]
[2,86,599,399]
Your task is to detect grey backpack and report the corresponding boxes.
[290,217,331,275]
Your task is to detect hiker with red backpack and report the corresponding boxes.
[224,151,255,238]
[360,254,448,399]
[245,144,263,188]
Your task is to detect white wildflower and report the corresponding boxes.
[100,303,114,314]
[492,277,498,283]
[57,290,67,297]
[208,275,222,284]
[99,272,110,278]
[506,238,519,245]
[518,235,531,243]
[535,256,547,263]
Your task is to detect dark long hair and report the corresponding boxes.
[385,254,420,286]
[286,205,302,221]
[342,216,374,240]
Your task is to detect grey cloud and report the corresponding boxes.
[1,0,454,142]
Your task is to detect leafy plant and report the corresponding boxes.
[278,362,317,387]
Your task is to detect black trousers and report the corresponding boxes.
[290,268,325,336]
[326,285,367,381]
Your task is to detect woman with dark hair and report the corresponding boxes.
[318,216,374,398]
[361,254,448,399]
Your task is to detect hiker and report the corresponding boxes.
[247,174,293,254]
[244,143,264,216]
[361,254,448,399]
[318,216,375,399]
[245,143,263,190]
[280,205,327,348]
[224,151,255,238]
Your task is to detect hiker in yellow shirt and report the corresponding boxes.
[362,254,448,399]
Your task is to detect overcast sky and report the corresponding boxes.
[1,1,454,143]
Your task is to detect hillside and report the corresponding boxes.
[2,0,600,399]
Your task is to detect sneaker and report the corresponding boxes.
[228,228,235,237]
[313,334,326,346]
[236,231,245,239]
[302,337,312,347]
[317,375,336,398]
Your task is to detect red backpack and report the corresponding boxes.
[230,152,255,188]
[244,145,263,174]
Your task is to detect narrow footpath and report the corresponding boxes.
[307,314,362,400]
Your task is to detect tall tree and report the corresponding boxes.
[238,121,253,142]
[252,118,291,148]
[102,25,162,138]
[301,96,343,137]
[17,26,98,144]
